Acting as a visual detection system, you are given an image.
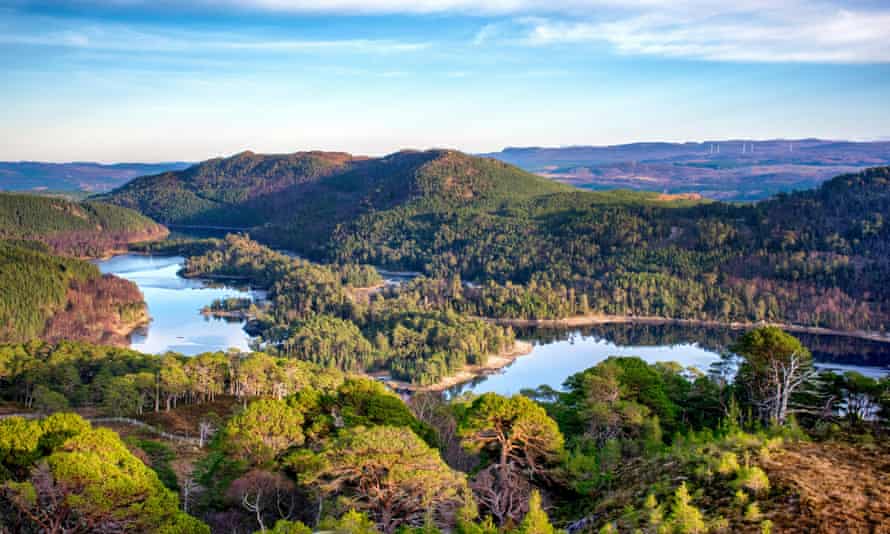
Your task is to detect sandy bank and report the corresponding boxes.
[383,340,534,393]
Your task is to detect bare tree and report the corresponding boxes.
[227,470,297,533]
[733,327,815,425]
[469,464,531,525]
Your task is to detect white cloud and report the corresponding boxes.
[0,21,429,54]
[196,0,890,63]
[521,4,890,63]
[473,23,499,45]
[6,1,890,63]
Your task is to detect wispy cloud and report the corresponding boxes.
[66,0,887,63]
[0,17,429,54]
[521,4,890,63]
[5,1,890,64]
[472,23,499,46]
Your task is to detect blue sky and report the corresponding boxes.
[2,0,889,162]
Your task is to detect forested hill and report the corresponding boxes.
[100,149,571,246]
[102,147,890,331]
[0,192,168,257]
[325,166,890,331]
[0,241,146,345]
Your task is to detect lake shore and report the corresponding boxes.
[382,340,534,393]
[109,307,151,347]
[487,314,890,343]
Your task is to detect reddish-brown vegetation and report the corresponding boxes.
[763,441,890,533]
[43,225,169,258]
[43,274,147,346]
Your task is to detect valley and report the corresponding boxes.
[3,150,890,534]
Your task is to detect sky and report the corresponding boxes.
[2,0,890,162]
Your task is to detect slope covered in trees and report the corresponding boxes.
[103,148,890,332]
[182,234,514,385]
[3,329,886,533]
[0,193,168,257]
[101,149,570,251]
[330,167,890,332]
[0,242,146,346]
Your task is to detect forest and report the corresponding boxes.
[3,153,889,533]
[0,193,168,257]
[1,329,888,533]
[182,234,514,385]
[0,241,147,346]
[102,151,890,333]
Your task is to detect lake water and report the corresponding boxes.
[95,254,262,355]
[449,324,890,396]
[96,254,890,392]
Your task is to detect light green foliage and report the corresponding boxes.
[335,378,438,447]
[0,416,42,468]
[258,519,313,534]
[283,314,374,372]
[734,466,770,496]
[319,510,382,534]
[38,412,91,451]
[1,414,208,532]
[744,503,762,522]
[715,452,739,476]
[223,398,306,465]
[645,493,665,531]
[667,483,707,534]
[518,491,559,534]
[460,393,564,476]
[296,425,467,533]
[760,519,774,534]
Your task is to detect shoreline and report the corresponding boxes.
[83,226,171,261]
[382,340,534,393]
[487,314,890,344]
[107,307,151,347]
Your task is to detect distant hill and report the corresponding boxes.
[483,139,890,200]
[0,161,191,193]
[0,193,168,257]
[100,149,571,252]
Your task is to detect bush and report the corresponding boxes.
[716,452,739,475]
[744,503,762,522]
[734,466,770,495]
[32,385,70,413]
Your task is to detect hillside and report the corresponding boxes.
[0,241,146,345]
[102,147,890,332]
[101,149,571,250]
[326,166,890,332]
[485,139,890,200]
[0,192,168,257]
[0,160,190,192]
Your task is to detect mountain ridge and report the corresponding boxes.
[484,139,890,200]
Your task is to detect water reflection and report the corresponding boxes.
[95,254,261,355]
[450,323,890,397]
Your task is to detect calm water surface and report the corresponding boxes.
[96,254,262,355]
[96,254,890,390]
[450,324,890,396]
